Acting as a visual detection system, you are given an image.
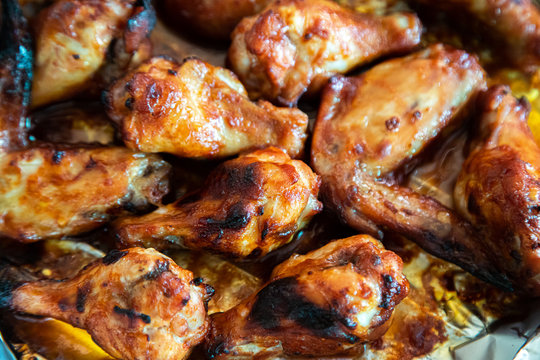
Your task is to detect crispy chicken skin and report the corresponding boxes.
[205,235,409,358]
[162,0,272,40]
[11,247,214,360]
[0,0,32,151]
[410,0,540,73]
[114,147,322,258]
[0,146,170,242]
[227,0,422,106]
[105,57,308,159]
[32,0,155,107]
[455,86,540,295]
[312,45,512,289]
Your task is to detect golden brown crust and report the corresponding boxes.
[114,147,322,258]
[205,235,409,358]
[0,145,170,242]
[228,0,422,106]
[105,56,309,159]
[11,247,213,360]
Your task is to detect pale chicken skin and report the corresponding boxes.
[11,247,214,360]
[32,0,155,107]
[312,44,512,290]
[0,145,170,242]
[410,0,540,73]
[114,147,322,258]
[205,235,409,358]
[162,0,272,40]
[455,86,540,296]
[227,0,422,106]
[105,57,308,159]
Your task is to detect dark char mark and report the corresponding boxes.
[114,305,151,324]
[52,150,65,164]
[76,283,91,313]
[249,277,359,344]
[102,249,128,265]
[142,260,170,281]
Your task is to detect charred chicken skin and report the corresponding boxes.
[455,85,540,296]
[31,0,155,107]
[105,56,308,159]
[312,44,512,290]
[114,147,322,258]
[205,234,409,358]
[11,247,214,360]
[227,0,422,106]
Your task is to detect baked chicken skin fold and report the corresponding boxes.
[0,145,170,242]
[32,0,155,108]
[105,56,308,159]
[10,247,214,360]
[227,0,422,106]
[312,44,512,290]
[409,0,540,73]
[114,147,322,258]
[455,85,540,296]
[204,234,409,358]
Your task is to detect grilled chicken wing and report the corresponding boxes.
[114,147,322,258]
[31,0,155,107]
[162,0,272,40]
[10,247,214,360]
[0,145,170,242]
[105,57,308,159]
[410,0,540,73]
[312,44,511,289]
[205,235,409,358]
[227,0,421,106]
[455,85,540,295]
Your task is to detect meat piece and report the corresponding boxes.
[312,44,512,290]
[0,145,170,242]
[205,234,409,358]
[228,0,422,106]
[114,147,322,258]
[11,247,213,360]
[105,56,308,159]
[455,85,540,296]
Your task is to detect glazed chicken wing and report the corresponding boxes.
[105,57,308,159]
[162,0,272,40]
[410,0,540,73]
[0,146,170,242]
[312,44,511,289]
[454,85,540,296]
[10,247,214,360]
[227,0,422,106]
[205,234,409,358]
[32,0,155,107]
[114,147,322,258]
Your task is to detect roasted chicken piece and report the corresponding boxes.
[10,247,214,360]
[312,44,511,290]
[205,234,409,358]
[409,0,540,73]
[31,0,155,107]
[162,0,272,40]
[455,85,540,296]
[105,56,308,159]
[0,145,170,242]
[227,0,422,106]
[114,147,322,258]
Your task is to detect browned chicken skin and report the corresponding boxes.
[31,0,155,107]
[11,247,214,360]
[312,44,512,289]
[205,235,409,358]
[227,0,422,106]
[409,0,540,73]
[114,147,322,258]
[455,85,540,296]
[162,0,272,40]
[0,145,170,242]
[105,56,308,159]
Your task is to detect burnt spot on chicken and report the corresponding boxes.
[114,305,151,324]
[102,249,128,265]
